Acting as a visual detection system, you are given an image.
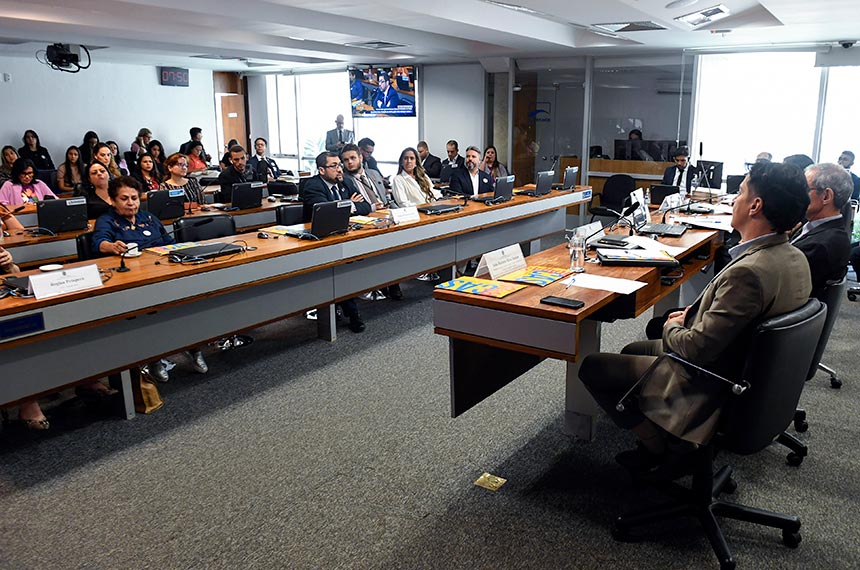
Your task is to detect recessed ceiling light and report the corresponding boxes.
[665,0,700,9]
[675,4,730,28]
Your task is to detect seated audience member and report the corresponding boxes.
[439,140,464,183]
[391,147,440,207]
[78,130,99,166]
[341,143,386,211]
[82,161,113,219]
[132,152,161,193]
[146,140,166,175]
[18,130,55,171]
[837,150,860,201]
[249,137,281,180]
[416,141,442,179]
[298,152,368,333]
[185,141,208,173]
[0,158,58,205]
[578,161,812,475]
[161,153,203,203]
[373,71,400,110]
[448,146,493,197]
[662,147,695,192]
[107,141,129,175]
[92,143,122,179]
[216,145,263,203]
[130,128,152,158]
[628,129,642,141]
[791,163,852,297]
[57,146,84,194]
[357,137,381,176]
[784,154,815,171]
[481,145,508,180]
[92,176,207,380]
[179,127,211,163]
[756,151,773,162]
[220,139,239,171]
[1,146,19,183]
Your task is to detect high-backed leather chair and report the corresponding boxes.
[75,232,101,261]
[173,214,236,242]
[590,174,635,221]
[275,203,304,226]
[612,299,826,570]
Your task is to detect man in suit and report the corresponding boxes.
[448,146,493,197]
[179,127,211,163]
[579,161,811,473]
[791,162,851,297]
[837,150,860,201]
[298,151,370,332]
[216,144,264,203]
[417,141,442,179]
[661,147,695,193]
[248,137,281,180]
[357,137,381,176]
[372,71,400,110]
[439,139,465,183]
[325,115,355,153]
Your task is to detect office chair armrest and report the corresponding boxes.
[666,353,750,396]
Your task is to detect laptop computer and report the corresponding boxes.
[417,202,463,215]
[649,184,679,205]
[167,242,245,262]
[469,175,515,203]
[231,182,264,210]
[553,166,580,190]
[145,188,186,220]
[36,197,88,234]
[515,170,554,197]
[284,200,352,239]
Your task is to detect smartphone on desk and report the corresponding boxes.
[540,296,585,309]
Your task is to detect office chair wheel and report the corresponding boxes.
[719,560,736,570]
[722,477,738,494]
[830,376,843,389]
[787,452,804,467]
[848,291,858,302]
[794,418,809,433]
[782,529,802,548]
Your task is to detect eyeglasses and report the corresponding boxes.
[20,170,35,177]
[175,163,189,168]
[325,163,343,170]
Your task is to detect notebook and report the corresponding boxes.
[167,242,245,262]
[231,182,264,210]
[145,189,186,220]
[469,175,515,203]
[283,200,352,239]
[515,170,554,197]
[36,197,88,233]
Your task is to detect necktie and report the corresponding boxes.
[338,130,343,142]
[676,167,684,187]
[359,174,378,203]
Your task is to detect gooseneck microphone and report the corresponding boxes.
[117,216,215,273]
[584,201,641,242]
[660,196,716,224]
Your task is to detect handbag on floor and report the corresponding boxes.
[132,368,164,414]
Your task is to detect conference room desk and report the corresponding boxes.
[1,200,289,268]
[0,190,588,419]
[433,227,719,441]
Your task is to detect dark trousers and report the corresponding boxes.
[850,244,860,279]
[338,298,359,319]
[578,340,663,430]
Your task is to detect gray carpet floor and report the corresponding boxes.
[1,233,859,569]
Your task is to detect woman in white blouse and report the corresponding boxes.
[391,147,441,207]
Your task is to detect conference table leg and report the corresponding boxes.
[528,238,541,255]
[119,369,135,420]
[316,304,337,342]
[564,319,601,441]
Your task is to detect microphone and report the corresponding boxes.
[659,196,715,224]
[117,217,215,273]
[585,201,641,241]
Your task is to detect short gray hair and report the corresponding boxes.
[806,162,852,209]
[465,145,481,155]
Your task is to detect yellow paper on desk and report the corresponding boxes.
[349,216,377,225]
[145,242,200,255]
[436,276,525,298]
[261,225,300,235]
[498,265,572,287]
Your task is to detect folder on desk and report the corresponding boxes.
[497,265,572,287]
[596,248,679,268]
[436,276,525,298]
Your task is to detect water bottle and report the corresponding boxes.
[569,234,586,273]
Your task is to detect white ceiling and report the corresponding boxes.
[0,0,859,72]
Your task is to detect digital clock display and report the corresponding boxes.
[159,67,189,87]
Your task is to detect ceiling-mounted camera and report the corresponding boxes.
[39,43,91,73]
[839,40,856,49]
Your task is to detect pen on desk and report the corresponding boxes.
[565,278,575,289]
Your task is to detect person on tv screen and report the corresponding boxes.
[373,71,400,110]
[349,69,364,101]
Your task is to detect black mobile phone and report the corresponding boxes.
[540,295,585,309]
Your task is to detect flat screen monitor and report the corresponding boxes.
[697,160,723,188]
[349,66,416,118]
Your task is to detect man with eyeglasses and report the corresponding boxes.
[298,151,370,332]
[661,147,695,193]
[216,144,264,203]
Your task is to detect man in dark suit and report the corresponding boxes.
[791,162,852,297]
[439,139,465,183]
[579,161,811,473]
[357,137,381,176]
[448,146,493,197]
[661,147,695,193]
[248,137,281,180]
[372,71,400,110]
[837,150,860,201]
[216,144,264,203]
[299,151,370,332]
[417,141,442,179]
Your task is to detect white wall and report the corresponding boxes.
[421,63,486,157]
[0,55,216,161]
[246,75,269,146]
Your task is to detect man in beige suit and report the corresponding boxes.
[580,161,812,469]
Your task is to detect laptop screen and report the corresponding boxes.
[535,170,554,195]
[562,166,579,189]
[628,188,650,227]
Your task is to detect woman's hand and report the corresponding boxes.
[100,240,128,256]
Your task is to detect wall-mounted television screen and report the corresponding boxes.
[350,66,416,118]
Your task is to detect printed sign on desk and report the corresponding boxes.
[389,206,420,224]
[29,265,103,300]
[474,244,527,280]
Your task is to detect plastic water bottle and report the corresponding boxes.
[569,234,586,273]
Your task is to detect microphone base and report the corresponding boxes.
[116,266,131,273]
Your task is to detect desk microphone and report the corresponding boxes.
[117,217,215,273]
[584,202,641,242]
[659,196,717,224]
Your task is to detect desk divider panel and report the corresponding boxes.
[454,209,564,262]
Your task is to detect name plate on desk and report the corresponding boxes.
[475,244,526,279]
[29,264,103,300]
[390,206,420,225]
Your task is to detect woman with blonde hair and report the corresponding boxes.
[391,147,440,207]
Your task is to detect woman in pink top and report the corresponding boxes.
[0,158,57,205]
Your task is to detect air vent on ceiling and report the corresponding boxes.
[592,21,667,33]
[191,54,242,60]
[0,38,31,45]
[675,4,731,28]
[343,41,408,50]
[244,61,276,68]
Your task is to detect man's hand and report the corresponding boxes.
[350,193,366,203]
[664,306,689,328]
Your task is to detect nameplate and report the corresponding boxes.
[476,244,526,280]
[168,189,185,198]
[29,265,103,300]
[390,206,420,225]
[570,189,592,202]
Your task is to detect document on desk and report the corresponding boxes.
[679,215,734,232]
[625,235,687,258]
[560,273,647,295]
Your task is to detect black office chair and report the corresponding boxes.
[75,232,102,261]
[590,174,635,221]
[268,180,299,196]
[275,203,303,226]
[612,299,826,570]
[123,151,138,173]
[173,214,236,242]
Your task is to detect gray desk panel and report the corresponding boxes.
[8,239,78,264]
[455,209,563,261]
[18,213,36,227]
[0,269,333,405]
